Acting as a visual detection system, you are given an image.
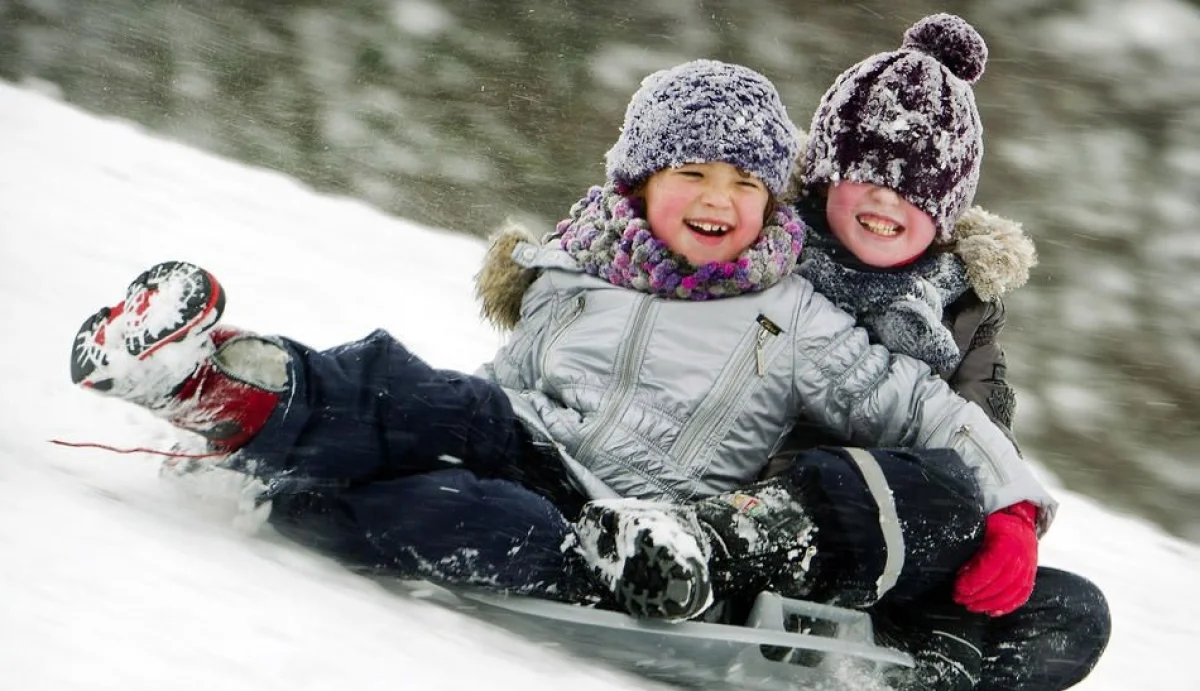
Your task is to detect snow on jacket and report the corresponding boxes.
[474,227,1057,530]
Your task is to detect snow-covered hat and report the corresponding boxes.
[605,59,800,197]
[802,14,988,241]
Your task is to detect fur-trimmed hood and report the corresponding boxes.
[475,221,543,332]
[475,191,1036,333]
[950,205,1037,303]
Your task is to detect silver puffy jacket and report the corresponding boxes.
[478,241,1057,528]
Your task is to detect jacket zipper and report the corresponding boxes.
[675,315,780,471]
[572,295,654,463]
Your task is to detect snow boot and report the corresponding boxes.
[70,261,289,453]
[575,476,817,622]
[575,499,715,621]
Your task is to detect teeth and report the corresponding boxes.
[688,221,731,236]
[857,216,901,236]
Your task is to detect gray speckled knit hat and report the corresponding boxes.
[605,59,800,197]
[802,14,988,241]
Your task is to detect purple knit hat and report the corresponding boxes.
[802,14,988,241]
[605,59,800,197]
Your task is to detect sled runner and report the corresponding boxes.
[396,581,913,690]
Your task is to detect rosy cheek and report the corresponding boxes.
[827,210,856,244]
[647,204,676,237]
[649,196,682,226]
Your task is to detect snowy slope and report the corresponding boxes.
[0,81,1196,690]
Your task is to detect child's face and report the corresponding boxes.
[825,181,936,267]
[644,162,770,265]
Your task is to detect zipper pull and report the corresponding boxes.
[754,314,782,377]
[753,314,782,379]
[755,329,769,376]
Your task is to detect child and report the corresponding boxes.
[767,14,1109,691]
[70,58,1050,661]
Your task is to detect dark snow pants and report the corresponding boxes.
[870,568,1111,691]
[232,329,594,600]
[770,446,1111,690]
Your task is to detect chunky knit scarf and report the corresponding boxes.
[553,183,806,300]
[798,222,971,375]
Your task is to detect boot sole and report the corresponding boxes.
[71,261,225,388]
[615,526,713,622]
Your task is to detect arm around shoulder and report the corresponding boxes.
[789,286,1057,529]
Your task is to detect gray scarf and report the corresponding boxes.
[798,226,971,375]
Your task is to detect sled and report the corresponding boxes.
[396,581,913,690]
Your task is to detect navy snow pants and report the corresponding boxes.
[870,568,1111,690]
[233,331,983,600]
[232,329,593,600]
[771,446,1110,690]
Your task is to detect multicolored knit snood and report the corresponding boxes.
[553,183,806,300]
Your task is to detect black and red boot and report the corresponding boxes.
[71,261,288,453]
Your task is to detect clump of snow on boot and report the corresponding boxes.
[72,261,224,409]
[574,498,714,621]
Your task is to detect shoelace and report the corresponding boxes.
[48,438,226,459]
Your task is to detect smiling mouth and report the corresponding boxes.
[856,214,904,237]
[686,220,732,237]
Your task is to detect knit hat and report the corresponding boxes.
[605,59,800,197]
[801,14,988,241]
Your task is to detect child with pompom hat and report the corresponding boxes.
[767,14,1110,691]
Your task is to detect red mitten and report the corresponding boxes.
[953,501,1039,616]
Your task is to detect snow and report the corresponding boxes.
[0,81,1197,689]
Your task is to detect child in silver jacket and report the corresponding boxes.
[471,57,1053,624]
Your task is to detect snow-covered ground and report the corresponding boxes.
[0,81,1196,690]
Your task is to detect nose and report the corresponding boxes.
[866,185,901,205]
[698,181,734,208]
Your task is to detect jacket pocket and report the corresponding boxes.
[951,422,1011,487]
